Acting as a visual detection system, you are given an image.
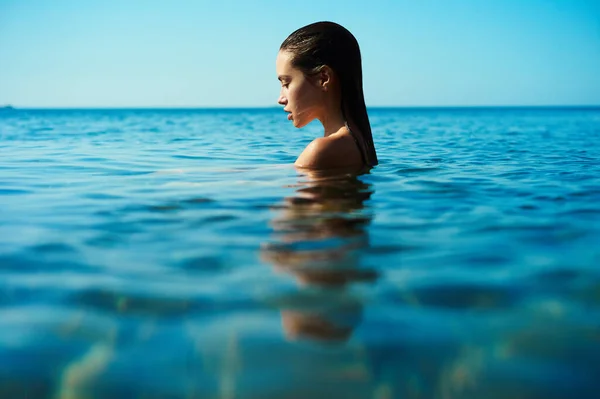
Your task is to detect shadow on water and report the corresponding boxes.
[261,167,378,343]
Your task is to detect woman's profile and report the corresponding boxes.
[276,21,378,170]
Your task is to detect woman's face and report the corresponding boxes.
[276,50,324,128]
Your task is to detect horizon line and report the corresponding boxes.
[3,104,600,110]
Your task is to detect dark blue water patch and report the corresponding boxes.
[28,242,78,254]
[107,169,153,176]
[31,126,54,133]
[519,203,540,210]
[364,243,424,255]
[117,199,215,215]
[463,253,513,267]
[566,278,600,304]
[426,156,444,163]
[82,192,125,200]
[385,281,523,311]
[473,222,560,234]
[532,194,567,203]
[80,130,116,136]
[69,289,200,318]
[178,196,215,206]
[559,208,600,217]
[176,255,225,273]
[533,267,589,284]
[75,156,112,163]
[1,285,56,307]
[169,137,200,143]
[0,374,52,399]
[0,255,94,273]
[85,233,125,248]
[473,357,597,398]
[274,153,297,163]
[568,188,600,199]
[92,221,144,234]
[528,268,600,301]
[2,279,114,309]
[0,188,31,195]
[124,203,182,213]
[408,179,472,196]
[0,348,65,398]
[359,307,462,348]
[133,216,184,227]
[68,288,260,320]
[171,154,214,160]
[360,173,396,183]
[466,224,580,249]
[93,209,117,218]
[374,217,445,232]
[189,213,239,225]
[395,166,442,175]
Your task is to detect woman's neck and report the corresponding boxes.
[318,109,346,137]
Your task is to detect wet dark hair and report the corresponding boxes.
[280,21,378,167]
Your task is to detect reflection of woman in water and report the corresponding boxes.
[262,169,377,342]
[276,21,378,170]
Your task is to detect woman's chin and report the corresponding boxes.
[292,118,306,128]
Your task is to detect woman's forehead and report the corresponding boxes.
[276,51,295,72]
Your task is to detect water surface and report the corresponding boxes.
[1,107,599,398]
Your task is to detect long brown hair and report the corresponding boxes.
[280,21,378,167]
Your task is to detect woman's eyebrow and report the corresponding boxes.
[278,75,291,81]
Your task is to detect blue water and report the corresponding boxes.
[1,107,599,398]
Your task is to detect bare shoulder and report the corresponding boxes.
[295,133,362,169]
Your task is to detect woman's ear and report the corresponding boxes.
[319,66,334,91]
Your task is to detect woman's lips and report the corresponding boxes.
[287,113,293,120]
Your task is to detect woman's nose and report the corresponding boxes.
[278,94,287,106]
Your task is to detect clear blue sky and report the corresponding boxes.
[1,0,599,107]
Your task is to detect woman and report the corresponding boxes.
[276,21,378,170]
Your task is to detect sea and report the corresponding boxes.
[1,107,599,398]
